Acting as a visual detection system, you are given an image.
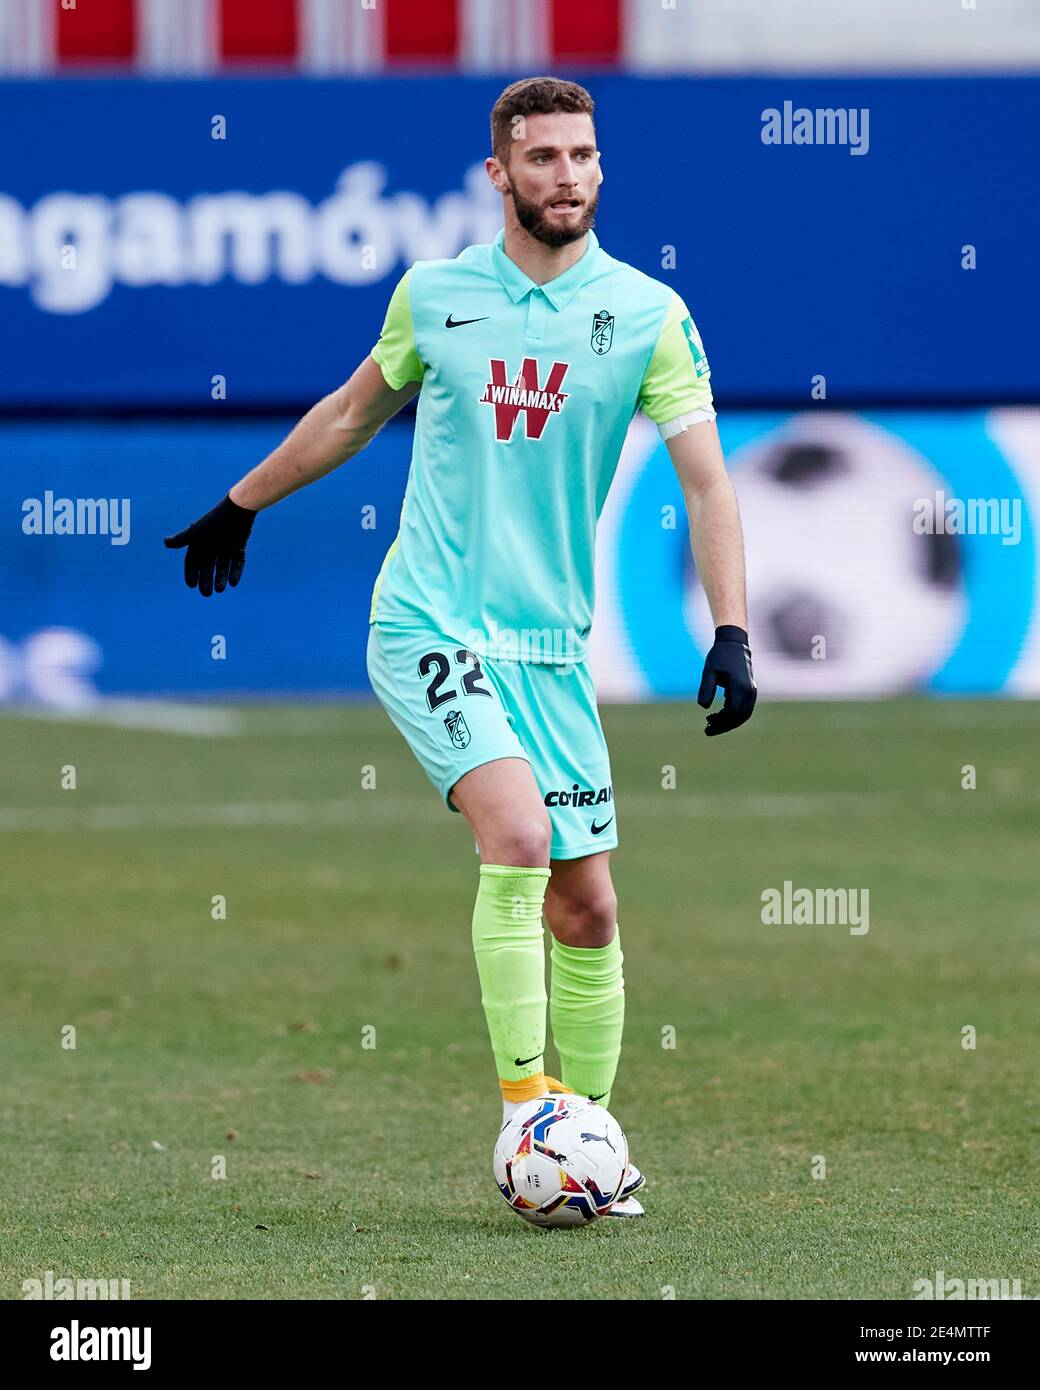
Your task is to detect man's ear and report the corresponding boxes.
[485,155,509,195]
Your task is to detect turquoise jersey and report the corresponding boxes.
[369,228,713,665]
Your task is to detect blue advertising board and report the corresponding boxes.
[1,75,1038,407]
[2,410,1039,705]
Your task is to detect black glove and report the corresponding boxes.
[697,624,757,736]
[164,494,256,596]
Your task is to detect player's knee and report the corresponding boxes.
[552,888,618,943]
[581,889,619,938]
[490,818,552,869]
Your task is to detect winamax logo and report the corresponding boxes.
[0,162,501,314]
[479,359,571,441]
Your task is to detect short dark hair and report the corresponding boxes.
[490,76,596,164]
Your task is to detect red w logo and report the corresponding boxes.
[478,358,570,442]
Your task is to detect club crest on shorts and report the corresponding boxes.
[591,310,614,355]
[444,709,471,749]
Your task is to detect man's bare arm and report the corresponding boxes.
[666,418,748,630]
[164,357,419,595]
[666,418,757,735]
[229,356,420,511]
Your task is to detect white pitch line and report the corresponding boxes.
[4,700,1037,738]
[0,789,975,834]
[0,700,388,737]
[602,701,1040,733]
[0,799,370,833]
[2,699,245,736]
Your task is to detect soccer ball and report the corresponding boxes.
[493,1095,629,1227]
[686,414,965,696]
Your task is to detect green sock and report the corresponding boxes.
[549,927,625,1110]
[471,864,551,1094]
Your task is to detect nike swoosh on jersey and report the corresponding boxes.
[445,314,489,328]
[590,817,615,835]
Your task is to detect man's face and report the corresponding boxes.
[493,111,602,247]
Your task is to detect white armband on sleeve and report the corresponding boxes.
[657,406,717,440]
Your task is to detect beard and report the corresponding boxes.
[508,181,599,247]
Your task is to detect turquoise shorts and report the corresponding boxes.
[366,622,618,861]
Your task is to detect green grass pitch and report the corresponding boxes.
[1,698,1036,1300]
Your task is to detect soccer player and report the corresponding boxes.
[165,76,756,1218]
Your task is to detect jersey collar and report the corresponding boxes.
[490,228,602,310]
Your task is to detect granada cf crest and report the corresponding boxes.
[591,310,614,355]
[444,709,471,749]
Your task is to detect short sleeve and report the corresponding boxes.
[371,270,426,390]
[637,293,713,423]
